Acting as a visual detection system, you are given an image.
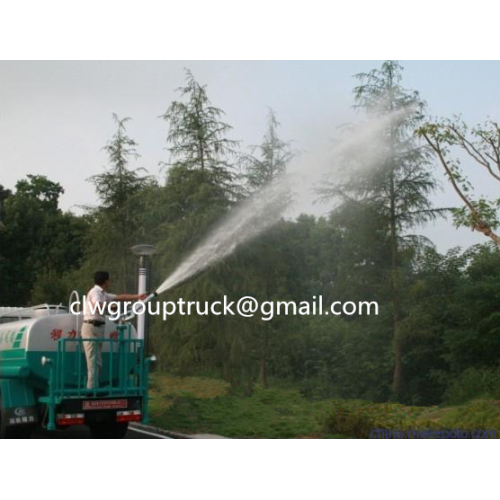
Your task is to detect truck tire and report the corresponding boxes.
[89,422,129,439]
[0,395,34,439]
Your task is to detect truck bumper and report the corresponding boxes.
[56,396,143,426]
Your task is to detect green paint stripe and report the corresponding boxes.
[0,348,27,360]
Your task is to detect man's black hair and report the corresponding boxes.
[94,271,110,286]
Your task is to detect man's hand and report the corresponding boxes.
[138,293,148,301]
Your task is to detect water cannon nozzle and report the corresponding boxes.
[144,291,158,303]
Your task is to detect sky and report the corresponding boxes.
[0,61,499,252]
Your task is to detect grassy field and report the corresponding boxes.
[148,373,346,438]
[148,373,500,439]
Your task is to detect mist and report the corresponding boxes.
[156,107,408,294]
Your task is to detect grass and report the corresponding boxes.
[147,373,500,438]
[148,373,345,438]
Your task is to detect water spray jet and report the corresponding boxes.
[126,106,417,318]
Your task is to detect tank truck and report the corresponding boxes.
[0,296,155,439]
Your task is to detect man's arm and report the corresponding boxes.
[103,293,148,314]
[114,293,148,301]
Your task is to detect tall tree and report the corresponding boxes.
[242,108,295,190]
[84,114,153,291]
[238,108,295,388]
[319,61,443,398]
[156,69,240,278]
[160,69,239,196]
[152,69,243,382]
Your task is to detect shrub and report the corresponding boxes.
[443,367,500,404]
[322,400,428,438]
[322,399,500,438]
[437,400,500,432]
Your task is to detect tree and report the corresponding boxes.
[0,185,12,229]
[319,61,443,398]
[151,69,243,384]
[84,114,153,291]
[154,69,241,278]
[404,243,500,404]
[242,108,295,190]
[155,69,241,283]
[0,175,87,306]
[238,108,296,388]
[418,119,500,245]
[160,69,239,196]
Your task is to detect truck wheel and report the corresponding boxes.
[89,422,129,439]
[0,396,34,439]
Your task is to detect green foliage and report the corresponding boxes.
[417,118,500,241]
[149,375,500,438]
[89,114,151,209]
[317,60,444,398]
[150,380,339,438]
[81,114,156,292]
[442,368,500,405]
[160,69,239,193]
[453,199,499,232]
[438,400,500,432]
[322,400,429,438]
[241,108,295,191]
[2,63,500,417]
[149,71,245,386]
[0,175,88,305]
[323,399,500,438]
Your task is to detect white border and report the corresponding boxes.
[0,440,496,498]
[0,0,499,60]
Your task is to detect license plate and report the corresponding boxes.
[82,399,128,411]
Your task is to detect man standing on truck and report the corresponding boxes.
[82,271,147,389]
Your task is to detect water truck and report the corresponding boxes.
[0,298,156,439]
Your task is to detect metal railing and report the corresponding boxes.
[55,323,145,398]
[40,323,152,431]
[0,303,68,323]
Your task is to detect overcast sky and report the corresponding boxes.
[1,61,499,252]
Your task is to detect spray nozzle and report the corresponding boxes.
[119,291,158,322]
[145,291,158,302]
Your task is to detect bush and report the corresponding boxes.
[322,399,500,438]
[322,400,430,438]
[437,400,500,431]
[443,367,500,404]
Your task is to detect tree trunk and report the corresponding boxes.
[388,92,402,399]
[222,360,230,382]
[260,357,268,389]
[392,337,403,396]
[389,207,402,397]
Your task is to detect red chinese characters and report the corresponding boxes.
[67,329,77,339]
[109,330,119,340]
[50,329,63,341]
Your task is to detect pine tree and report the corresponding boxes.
[152,70,243,384]
[238,108,296,388]
[242,108,295,190]
[160,69,239,196]
[91,114,148,210]
[319,61,444,398]
[86,114,152,291]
